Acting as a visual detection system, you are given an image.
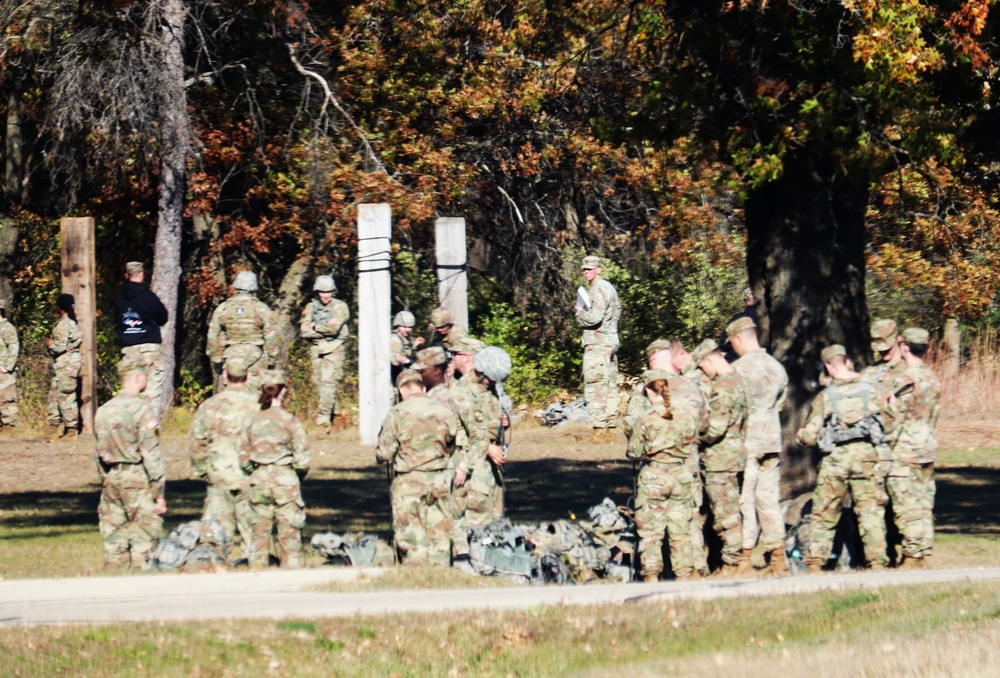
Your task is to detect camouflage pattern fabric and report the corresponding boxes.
[300,297,350,426]
[190,388,259,560]
[626,405,698,579]
[448,370,492,556]
[376,393,459,565]
[95,388,165,570]
[798,376,889,567]
[242,406,310,568]
[46,315,82,430]
[0,317,19,427]
[121,344,164,417]
[665,373,709,574]
[576,275,621,429]
[732,348,787,551]
[207,293,279,393]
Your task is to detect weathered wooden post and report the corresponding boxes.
[358,204,392,446]
[943,317,961,381]
[435,217,469,331]
[60,217,97,435]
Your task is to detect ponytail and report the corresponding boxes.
[259,383,284,410]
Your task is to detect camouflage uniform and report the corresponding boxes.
[885,362,941,560]
[190,388,258,560]
[797,375,889,568]
[448,369,494,556]
[627,404,699,579]
[95,387,165,570]
[0,316,19,427]
[207,293,278,394]
[575,273,621,430]
[732,347,787,552]
[666,373,710,575]
[376,392,459,565]
[46,314,82,431]
[390,330,416,381]
[700,370,749,566]
[300,297,350,426]
[242,405,310,568]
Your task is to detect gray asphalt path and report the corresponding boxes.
[2,566,998,626]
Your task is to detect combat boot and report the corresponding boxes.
[45,425,63,440]
[642,574,660,583]
[737,549,754,575]
[603,428,618,443]
[590,428,606,444]
[767,547,788,576]
[922,555,933,568]
[716,563,740,577]
[804,557,824,574]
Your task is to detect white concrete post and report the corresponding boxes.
[358,203,392,446]
[435,217,469,331]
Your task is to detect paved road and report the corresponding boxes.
[2,566,998,626]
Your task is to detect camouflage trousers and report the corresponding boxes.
[740,453,785,551]
[808,448,888,567]
[248,465,305,568]
[391,469,454,566]
[887,461,935,558]
[582,344,619,430]
[46,352,81,430]
[635,461,693,579]
[704,471,743,565]
[688,456,709,574]
[310,346,346,426]
[220,344,267,395]
[450,459,503,557]
[98,464,163,571]
[0,369,17,427]
[203,483,256,563]
[121,344,164,417]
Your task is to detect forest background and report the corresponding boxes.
[2,1,1000,484]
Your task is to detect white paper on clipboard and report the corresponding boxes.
[576,286,592,310]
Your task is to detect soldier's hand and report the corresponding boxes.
[488,444,506,466]
[500,412,510,428]
[0,367,7,374]
[454,468,467,488]
[154,497,167,515]
[413,337,425,348]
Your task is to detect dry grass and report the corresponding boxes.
[931,329,1000,422]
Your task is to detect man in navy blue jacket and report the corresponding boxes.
[116,261,169,416]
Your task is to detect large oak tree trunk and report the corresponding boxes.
[0,91,24,308]
[745,150,870,498]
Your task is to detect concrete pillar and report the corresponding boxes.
[435,217,469,331]
[60,217,97,435]
[358,204,392,446]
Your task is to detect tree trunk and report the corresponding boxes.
[150,0,190,415]
[0,90,25,308]
[745,150,870,498]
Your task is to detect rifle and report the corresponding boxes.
[894,383,915,399]
[494,407,509,518]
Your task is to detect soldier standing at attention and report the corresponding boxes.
[0,303,19,433]
[45,293,82,438]
[575,255,622,443]
[242,370,310,568]
[885,328,941,569]
[116,261,169,415]
[377,368,460,566]
[797,345,889,572]
[207,271,278,394]
[299,275,350,431]
[189,358,257,563]
[95,357,166,570]
[627,370,698,582]
[728,316,788,575]
[390,310,424,386]
[693,339,750,575]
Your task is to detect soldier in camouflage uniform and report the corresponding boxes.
[390,310,424,383]
[728,316,788,575]
[885,328,941,568]
[190,358,258,562]
[207,271,279,395]
[300,275,350,429]
[575,255,622,442]
[861,319,908,395]
[45,293,82,437]
[672,338,712,398]
[241,370,310,568]
[95,356,166,570]
[627,370,699,581]
[797,345,889,572]
[377,368,460,566]
[429,307,466,352]
[0,304,19,432]
[693,339,749,574]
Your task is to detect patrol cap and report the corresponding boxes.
[313,275,335,292]
[395,368,423,389]
[870,319,898,351]
[233,270,258,292]
[430,307,454,327]
[902,327,929,345]
[117,355,145,379]
[413,346,448,370]
[392,310,416,328]
[642,369,672,388]
[645,338,672,358]
[260,369,286,386]
[225,357,249,379]
[475,346,512,382]
[581,255,601,270]
[725,316,757,342]
[125,261,145,275]
[691,339,720,365]
[450,336,486,355]
[820,344,847,363]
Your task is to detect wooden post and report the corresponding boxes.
[60,217,97,435]
[358,204,392,446]
[943,317,961,381]
[435,217,469,331]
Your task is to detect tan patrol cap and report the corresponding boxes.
[125,261,145,275]
[820,344,847,363]
[260,369,286,386]
[395,368,423,389]
[870,319,898,351]
[225,357,249,379]
[902,327,929,344]
[645,338,671,358]
[450,336,485,355]
[725,316,757,342]
[642,369,672,388]
[691,339,720,365]
[581,255,601,270]
[413,346,448,370]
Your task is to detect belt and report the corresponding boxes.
[645,458,684,468]
[396,466,447,474]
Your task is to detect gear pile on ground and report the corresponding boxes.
[310,532,396,567]
[782,495,860,574]
[538,398,589,427]
[150,520,228,572]
[467,498,636,584]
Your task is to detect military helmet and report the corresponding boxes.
[233,270,258,292]
[313,275,336,292]
[475,346,512,383]
[430,307,454,327]
[393,311,416,328]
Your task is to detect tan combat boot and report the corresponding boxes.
[45,425,63,441]
[643,573,660,583]
[737,548,754,575]
[804,557,824,574]
[768,547,788,576]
